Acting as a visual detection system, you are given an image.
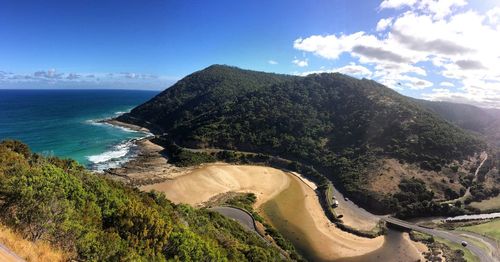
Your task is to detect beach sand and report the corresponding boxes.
[141,163,291,208]
[260,171,384,261]
[141,163,385,260]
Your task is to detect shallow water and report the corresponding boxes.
[336,229,422,262]
[261,175,420,262]
[261,175,320,260]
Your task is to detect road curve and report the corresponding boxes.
[457,231,500,260]
[209,206,258,232]
[384,217,496,262]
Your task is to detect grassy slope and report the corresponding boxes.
[0,224,65,262]
[435,237,479,262]
[469,195,500,212]
[458,219,500,241]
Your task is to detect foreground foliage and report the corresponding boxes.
[0,140,283,261]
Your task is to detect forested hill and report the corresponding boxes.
[415,99,500,148]
[415,99,496,134]
[119,65,486,212]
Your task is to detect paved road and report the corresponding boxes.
[209,206,257,232]
[384,217,497,262]
[330,186,381,225]
[0,243,23,262]
[456,231,500,260]
[173,144,497,261]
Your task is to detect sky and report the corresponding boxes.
[1,0,500,107]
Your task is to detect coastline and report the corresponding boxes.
[100,118,152,133]
[87,118,157,174]
[101,118,427,261]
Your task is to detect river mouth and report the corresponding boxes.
[259,173,387,261]
[139,163,420,261]
[260,175,321,260]
[259,173,422,262]
[335,229,423,262]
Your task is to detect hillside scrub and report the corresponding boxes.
[120,65,486,215]
[0,140,283,261]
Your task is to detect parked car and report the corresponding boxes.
[461,241,468,247]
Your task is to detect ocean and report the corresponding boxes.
[0,89,159,170]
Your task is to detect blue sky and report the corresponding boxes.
[1,0,500,107]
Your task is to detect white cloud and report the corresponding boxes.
[298,63,372,78]
[335,63,373,77]
[487,7,500,24]
[292,58,308,67]
[294,32,370,60]
[0,69,177,90]
[440,81,455,87]
[380,0,417,9]
[377,17,394,32]
[268,60,278,65]
[294,1,500,107]
[380,0,467,19]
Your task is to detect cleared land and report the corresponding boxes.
[469,195,500,212]
[459,219,500,241]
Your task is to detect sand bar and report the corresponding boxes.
[141,163,384,259]
[141,163,291,207]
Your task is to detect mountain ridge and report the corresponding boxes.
[119,65,487,214]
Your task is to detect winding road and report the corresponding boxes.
[384,217,498,262]
[160,142,498,261]
[209,206,257,232]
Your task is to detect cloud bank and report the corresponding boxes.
[294,0,500,108]
[0,69,177,90]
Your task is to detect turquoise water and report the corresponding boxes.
[0,89,158,170]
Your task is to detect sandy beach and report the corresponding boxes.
[260,171,384,261]
[101,121,423,260]
[141,163,292,207]
[140,162,385,260]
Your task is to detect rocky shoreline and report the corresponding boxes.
[99,119,191,186]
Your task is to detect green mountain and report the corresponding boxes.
[119,65,487,214]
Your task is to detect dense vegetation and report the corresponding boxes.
[0,140,284,261]
[120,65,485,214]
[218,193,304,261]
[391,178,466,219]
